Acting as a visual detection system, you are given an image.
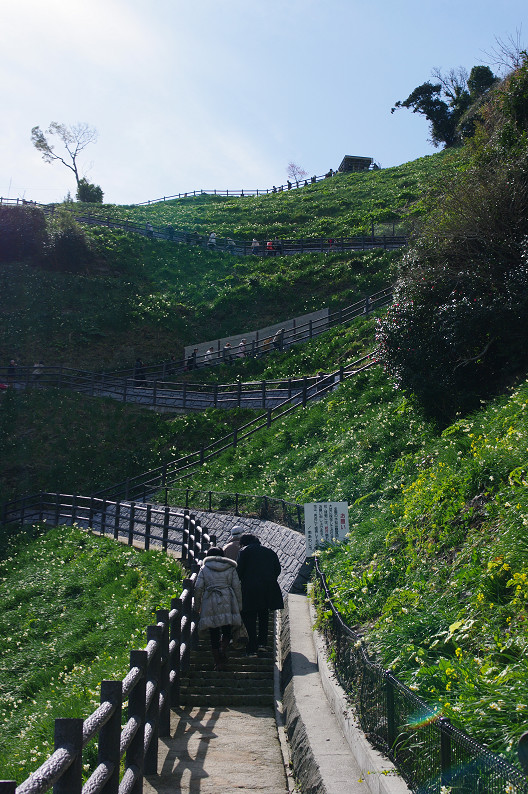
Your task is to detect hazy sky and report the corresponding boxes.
[1,0,525,205]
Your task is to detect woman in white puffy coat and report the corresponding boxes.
[193,547,243,670]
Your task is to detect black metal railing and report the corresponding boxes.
[86,357,375,503]
[0,514,214,793]
[0,282,388,400]
[314,557,528,793]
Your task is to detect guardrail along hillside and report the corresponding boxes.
[314,557,528,793]
[0,513,215,794]
[0,286,391,394]
[0,196,408,255]
[2,357,373,526]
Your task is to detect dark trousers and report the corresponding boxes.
[209,625,232,650]
[241,609,269,652]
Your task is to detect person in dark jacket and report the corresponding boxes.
[237,534,284,655]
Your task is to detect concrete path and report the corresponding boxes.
[143,706,289,793]
[282,595,372,794]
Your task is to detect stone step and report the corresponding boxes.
[180,677,273,691]
[179,692,274,707]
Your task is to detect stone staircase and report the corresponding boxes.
[179,624,275,708]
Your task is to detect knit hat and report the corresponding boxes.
[230,526,243,538]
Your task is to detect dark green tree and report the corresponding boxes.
[392,66,497,148]
[76,178,104,203]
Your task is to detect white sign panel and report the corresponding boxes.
[303,502,349,555]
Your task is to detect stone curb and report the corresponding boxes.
[307,597,411,794]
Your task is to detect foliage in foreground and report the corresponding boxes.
[378,56,528,420]
[169,366,528,762]
[317,377,528,763]
[0,524,184,783]
[0,387,256,507]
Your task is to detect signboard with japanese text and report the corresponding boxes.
[303,502,349,555]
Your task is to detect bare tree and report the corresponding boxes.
[287,162,308,182]
[483,28,525,74]
[31,122,98,189]
[430,66,469,103]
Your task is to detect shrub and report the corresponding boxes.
[377,55,528,419]
[76,178,104,203]
[44,209,95,272]
[0,205,47,262]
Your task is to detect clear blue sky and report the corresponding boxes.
[1,0,525,205]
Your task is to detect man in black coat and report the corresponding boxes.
[237,534,284,655]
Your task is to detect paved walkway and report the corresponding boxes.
[144,706,289,793]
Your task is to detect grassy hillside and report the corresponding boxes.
[1,240,396,369]
[0,319,375,507]
[76,150,462,239]
[166,365,528,762]
[0,524,184,782]
[5,129,528,769]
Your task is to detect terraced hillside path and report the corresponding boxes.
[144,632,289,793]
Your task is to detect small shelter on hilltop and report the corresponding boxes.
[338,155,375,173]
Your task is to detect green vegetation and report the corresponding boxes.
[3,56,528,774]
[0,524,184,782]
[1,235,395,368]
[0,387,257,506]
[169,364,528,762]
[74,149,462,239]
[379,55,528,419]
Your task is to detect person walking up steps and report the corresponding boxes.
[193,547,243,671]
[237,534,284,656]
[222,525,243,561]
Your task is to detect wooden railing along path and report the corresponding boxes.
[1,286,390,395]
[0,197,407,255]
[0,511,215,794]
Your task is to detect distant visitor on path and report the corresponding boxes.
[134,358,145,386]
[146,222,154,239]
[251,238,260,255]
[223,525,243,561]
[186,348,198,370]
[272,328,285,351]
[204,346,215,365]
[208,231,217,249]
[32,361,44,382]
[237,534,284,656]
[222,342,233,364]
[238,339,247,358]
[193,547,243,671]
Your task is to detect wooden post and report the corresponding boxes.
[53,718,83,794]
[128,502,136,546]
[170,597,182,706]
[114,500,121,540]
[145,504,152,550]
[155,611,171,737]
[261,380,266,408]
[162,506,170,552]
[98,681,123,794]
[100,498,107,535]
[126,650,147,794]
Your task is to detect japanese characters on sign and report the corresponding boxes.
[303,502,349,555]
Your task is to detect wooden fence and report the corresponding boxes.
[0,286,390,392]
[0,513,214,793]
[86,356,376,504]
